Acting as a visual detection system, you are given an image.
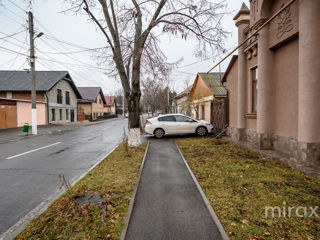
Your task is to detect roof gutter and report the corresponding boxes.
[0,97,46,104]
[44,92,50,125]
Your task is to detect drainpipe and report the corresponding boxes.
[44,92,49,125]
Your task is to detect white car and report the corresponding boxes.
[145,114,213,138]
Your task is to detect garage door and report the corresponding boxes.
[0,105,17,129]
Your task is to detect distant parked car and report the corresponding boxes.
[145,114,213,138]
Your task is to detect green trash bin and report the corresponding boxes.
[22,124,30,135]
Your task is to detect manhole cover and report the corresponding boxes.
[75,193,106,205]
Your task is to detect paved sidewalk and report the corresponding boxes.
[125,139,223,240]
[0,118,120,144]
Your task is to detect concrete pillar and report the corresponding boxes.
[233,3,250,140]
[237,24,248,132]
[298,0,320,143]
[297,0,320,167]
[257,25,274,149]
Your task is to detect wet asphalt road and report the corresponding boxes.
[0,118,127,235]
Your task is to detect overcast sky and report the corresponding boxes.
[0,0,249,95]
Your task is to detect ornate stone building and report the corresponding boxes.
[222,0,320,170]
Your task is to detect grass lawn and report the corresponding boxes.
[176,137,320,240]
[15,143,147,240]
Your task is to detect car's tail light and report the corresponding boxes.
[146,120,152,125]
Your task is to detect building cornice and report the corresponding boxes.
[250,18,268,30]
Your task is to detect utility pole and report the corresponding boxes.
[28,11,37,135]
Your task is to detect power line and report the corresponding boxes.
[175,58,211,69]
[0,45,29,57]
[174,44,238,72]
[0,29,26,40]
[36,41,111,87]
[42,34,104,51]
[0,9,110,88]
[35,39,107,72]
[37,47,106,55]
[38,56,107,72]
[0,29,28,47]
[31,15,111,84]
[0,30,28,84]
[173,70,195,75]
[36,38,108,72]
[37,38,102,69]
[0,11,26,27]
[7,0,27,13]
[1,3,27,21]
[33,17,100,51]
[37,58,106,88]
[34,33,110,84]
[0,36,29,51]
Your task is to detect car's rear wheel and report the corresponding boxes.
[196,126,207,136]
[154,128,165,138]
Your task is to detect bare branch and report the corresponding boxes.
[82,0,115,53]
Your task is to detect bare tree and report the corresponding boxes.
[114,88,126,108]
[142,78,164,115]
[66,0,228,145]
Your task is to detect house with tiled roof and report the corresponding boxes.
[103,96,116,115]
[0,70,81,129]
[77,87,106,121]
[188,72,227,132]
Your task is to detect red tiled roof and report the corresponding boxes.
[104,96,116,107]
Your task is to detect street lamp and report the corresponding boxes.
[36,32,44,38]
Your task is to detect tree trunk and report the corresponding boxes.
[128,93,140,128]
[127,77,142,146]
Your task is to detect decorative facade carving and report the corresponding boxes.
[276,6,293,39]
[252,46,257,56]
[251,0,259,21]
[246,50,252,60]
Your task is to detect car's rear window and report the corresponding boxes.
[158,116,176,122]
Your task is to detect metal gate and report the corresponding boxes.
[210,97,228,134]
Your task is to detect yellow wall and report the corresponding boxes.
[92,94,105,119]
[78,93,105,120]
[78,103,91,115]
[104,104,116,114]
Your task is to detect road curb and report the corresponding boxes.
[119,142,150,240]
[174,142,230,240]
[0,143,120,240]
